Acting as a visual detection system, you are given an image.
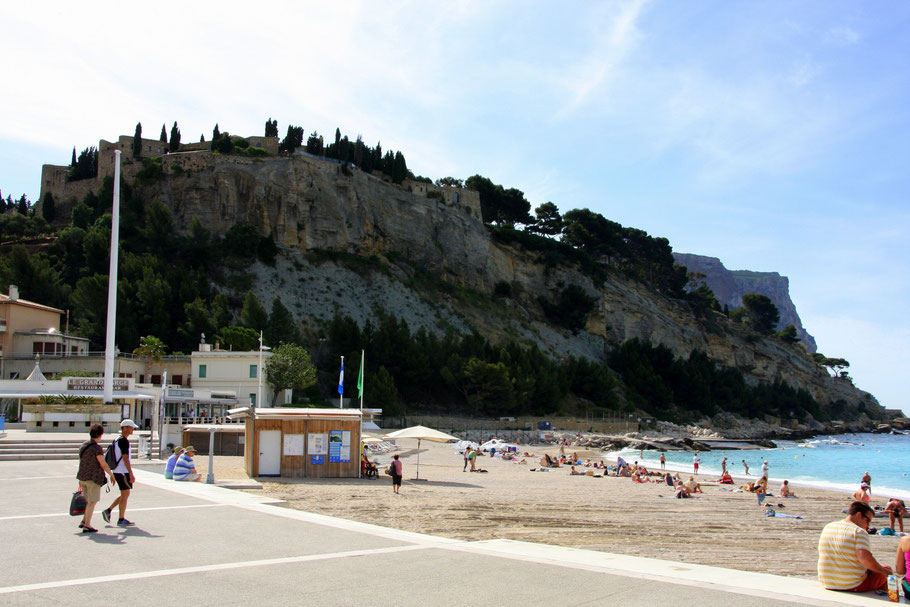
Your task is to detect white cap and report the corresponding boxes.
[120,419,139,428]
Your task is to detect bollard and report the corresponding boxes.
[206,427,216,484]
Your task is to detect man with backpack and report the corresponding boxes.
[101,419,138,527]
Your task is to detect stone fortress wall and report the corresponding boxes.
[36,133,466,220]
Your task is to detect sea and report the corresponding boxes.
[609,432,910,501]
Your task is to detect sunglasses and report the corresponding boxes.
[861,513,873,524]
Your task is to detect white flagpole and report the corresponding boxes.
[103,150,121,405]
[359,349,365,411]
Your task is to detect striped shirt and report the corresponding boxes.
[173,454,196,481]
[817,519,871,589]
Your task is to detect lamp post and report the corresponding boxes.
[206,426,216,484]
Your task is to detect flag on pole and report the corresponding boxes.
[357,350,364,400]
[338,357,344,395]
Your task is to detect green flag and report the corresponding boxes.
[356,350,364,399]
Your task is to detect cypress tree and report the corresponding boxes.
[42,192,55,222]
[71,147,77,167]
[132,122,142,157]
[159,124,167,142]
[211,124,221,150]
[168,121,181,152]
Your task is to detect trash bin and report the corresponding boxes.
[138,434,149,458]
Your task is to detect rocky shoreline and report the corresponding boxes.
[457,414,907,454]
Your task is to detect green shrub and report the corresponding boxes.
[136,157,163,182]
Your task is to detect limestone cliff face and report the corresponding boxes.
[673,253,817,352]
[138,153,875,416]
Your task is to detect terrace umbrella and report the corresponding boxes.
[385,425,458,480]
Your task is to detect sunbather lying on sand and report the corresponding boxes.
[570,466,585,475]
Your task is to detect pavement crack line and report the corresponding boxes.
[0,544,428,595]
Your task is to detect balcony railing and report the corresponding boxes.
[2,350,191,362]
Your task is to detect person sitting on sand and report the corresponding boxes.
[718,470,734,484]
[665,472,674,486]
[571,452,579,463]
[780,480,796,497]
[853,483,871,502]
[685,476,702,494]
[885,498,908,533]
[674,479,690,498]
[570,466,584,475]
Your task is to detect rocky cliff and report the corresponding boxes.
[103,152,879,420]
[672,253,817,352]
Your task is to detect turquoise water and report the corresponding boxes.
[612,433,910,500]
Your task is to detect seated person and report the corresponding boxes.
[780,480,796,497]
[718,470,734,484]
[173,445,202,482]
[665,472,674,486]
[684,476,702,494]
[853,483,871,502]
[570,465,584,475]
[164,446,184,479]
[583,459,592,467]
[885,498,908,532]
[674,480,690,498]
[362,455,378,478]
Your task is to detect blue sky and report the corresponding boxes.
[1,1,908,414]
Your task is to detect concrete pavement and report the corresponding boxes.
[0,460,894,606]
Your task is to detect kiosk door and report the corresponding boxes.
[259,430,281,476]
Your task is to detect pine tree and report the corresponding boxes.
[168,121,181,152]
[239,291,268,335]
[266,297,300,345]
[132,122,142,157]
[159,124,167,142]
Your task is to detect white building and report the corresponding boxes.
[191,346,278,408]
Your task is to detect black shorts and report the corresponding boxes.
[113,472,132,491]
[391,474,402,486]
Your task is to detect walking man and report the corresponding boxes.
[102,419,138,527]
[76,424,115,533]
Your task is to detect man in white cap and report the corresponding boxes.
[761,460,769,477]
[102,419,138,527]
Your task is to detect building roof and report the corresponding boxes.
[0,294,64,315]
[228,407,363,421]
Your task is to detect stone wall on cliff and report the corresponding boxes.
[673,252,817,352]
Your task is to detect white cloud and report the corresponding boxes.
[554,0,650,120]
[826,26,862,46]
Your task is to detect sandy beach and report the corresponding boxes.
[196,441,901,578]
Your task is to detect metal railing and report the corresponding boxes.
[2,350,190,361]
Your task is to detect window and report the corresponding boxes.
[250,365,257,378]
[198,364,207,378]
[151,375,162,384]
[173,375,183,386]
[250,393,256,406]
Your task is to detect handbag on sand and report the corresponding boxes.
[69,487,86,516]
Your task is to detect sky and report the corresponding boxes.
[1,1,908,414]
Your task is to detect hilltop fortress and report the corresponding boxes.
[37,133,480,223]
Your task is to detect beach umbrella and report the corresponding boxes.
[385,425,458,480]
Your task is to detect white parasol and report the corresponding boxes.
[385,425,458,480]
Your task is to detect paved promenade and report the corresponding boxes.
[0,460,892,606]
